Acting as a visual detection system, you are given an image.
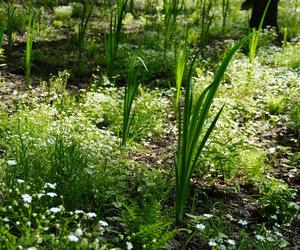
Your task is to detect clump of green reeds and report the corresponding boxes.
[105,0,128,76]
[5,3,16,60]
[122,57,147,147]
[78,1,94,65]
[175,35,250,222]
[248,0,271,64]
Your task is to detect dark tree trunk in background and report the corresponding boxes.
[250,0,279,29]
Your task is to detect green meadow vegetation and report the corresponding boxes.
[0,0,299,249]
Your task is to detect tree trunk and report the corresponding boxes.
[250,0,279,29]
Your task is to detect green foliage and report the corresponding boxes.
[267,94,286,115]
[105,0,128,76]
[175,35,250,222]
[5,3,16,59]
[53,5,72,21]
[258,179,299,223]
[122,57,147,147]
[122,201,176,249]
[78,1,94,64]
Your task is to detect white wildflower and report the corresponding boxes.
[203,213,213,218]
[228,239,236,245]
[238,219,248,226]
[48,207,61,213]
[255,234,265,241]
[99,220,108,227]
[225,214,234,221]
[46,192,57,198]
[74,210,84,214]
[126,242,133,250]
[44,183,56,189]
[7,160,17,166]
[22,194,32,203]
[68,234,79,242]
[74,228,83,237]
[86,212,97,219]
[208,239,217,247]
[195,223,205,230]
[17,179,24,184]
[27,247,37,250]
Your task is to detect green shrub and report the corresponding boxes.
[54,6,72,21]
[257,179,299,223]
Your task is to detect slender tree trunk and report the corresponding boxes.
[250,0,279,29]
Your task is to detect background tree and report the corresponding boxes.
[242,0,280,29]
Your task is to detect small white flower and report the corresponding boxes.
[208,239,217,246]
[255,234,265,241]
[27,247,37,250]
[74,228,83,237]
[46,192,57,198]
[74,210,84,214]
[126,242,133,250]
[238,219,248,226]
[228,239,236,245]
[22,194,32,203]
[225,214,234,221]
[48,207,61,213]
[266,237,274,242]
[37,193,44,199]
[86,212,97,219]
[44,183,57,189]
[7,160,17,166]
[68,234,79,242]
[17,179,24,184]
[195,223,205,230]
[99,220,108,227]
[203,213,213,218]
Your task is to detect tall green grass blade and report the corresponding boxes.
[25,9,34,89]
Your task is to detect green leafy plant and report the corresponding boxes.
[78,1,94,65]
[122,57,147,147]
[0,23,5,48]
[5,3,17,60]
[25,9,34,89]
[175,35,250,222]
[105,0,128,76]
[258,179,299,223]
[248,0,271,64]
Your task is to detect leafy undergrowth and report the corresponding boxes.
[0,1,300,249]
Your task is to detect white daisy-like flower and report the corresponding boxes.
[126,241,133,250]
[46,192,57,198]
[7,160,17,166]
[27,247,37,250]
[203,213,213,218]
[68,234,79,242]
[74,210,84,214]
[22,194,32,203]
[238,219,248,226]
[17,179,24,184]
[44,183,57,189]
[99,220,108,227]
[74,228,83,237]
[208,239,217,246]
[195,223,205,230]
[255,234,265,241]
[86,212,97,219]
[228,239,236,245]
[48,207,61,213]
